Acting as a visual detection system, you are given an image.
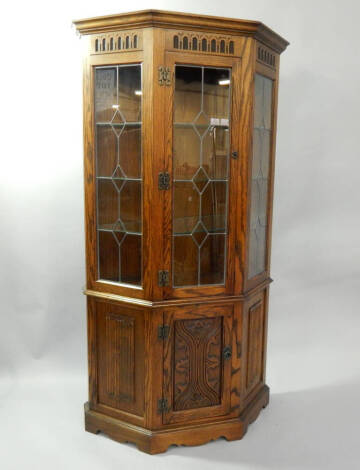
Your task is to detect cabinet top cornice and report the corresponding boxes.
[73,9,289,53]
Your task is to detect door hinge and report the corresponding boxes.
[158,270,170,287]
[158,172,170,190]
[158,66,172,86]
[157,397,169,414]
[158,324,170,340]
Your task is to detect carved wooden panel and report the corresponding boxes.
[104,313,135,402]
[91,30,142,54]
[166,30,237,56]
[246,300,264,391]
[95,301,145,417]
[163,305,233,424]
[256,43,277,69]
[173,317,222,411]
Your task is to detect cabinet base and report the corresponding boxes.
[84,385,269,454]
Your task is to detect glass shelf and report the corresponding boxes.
[174,122,229,128]
[98,227,141,236]
[96,122,141,126]
[96,176,141,182]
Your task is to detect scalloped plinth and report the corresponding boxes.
[84,385,269,454]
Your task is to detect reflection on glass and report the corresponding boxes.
[95,65,142,286]
[173,65,231,287]
[248,74,273,278]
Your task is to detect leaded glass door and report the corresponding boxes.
[248,74,274,280]
[163,54,241,298]
[94,64,143,287]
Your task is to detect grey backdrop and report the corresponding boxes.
[1,0,359,469]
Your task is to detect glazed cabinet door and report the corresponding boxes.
[162,304,233,424]
[245,63,278,291]
[162,52,241,299]
[83,43,157,301]
[94,64,143,287]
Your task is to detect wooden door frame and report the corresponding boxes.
[83,29,162,301]
[162,51,242,299]
[243,55,279,293]
[162,304,233,424]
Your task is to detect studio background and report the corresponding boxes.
[0,1,359,469]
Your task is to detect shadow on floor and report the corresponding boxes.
[161,381,360,469]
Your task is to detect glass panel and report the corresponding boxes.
[95,65,142,286]
[121,235,141,286]
[248,74,273,278]
[173,127,200,180]
[96,125,117,177]
[173,182,199,234]
[202,127,229,179]
[118,66,142,122]
[95,68,117,122]
[200,234,225,285]
[173,236,198,286]
[120,181,141,233]
[202,182,227,233]
[173,66,231,287]
[119,125,141,178]
[98,231,119,282]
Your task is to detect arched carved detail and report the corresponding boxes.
[256,43,277,69]
[168,30,237,55]
[91,30,142,54]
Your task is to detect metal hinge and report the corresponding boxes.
[158,66,172,86]
[158,325,170,340]
[158,172,170,190]
[158,398,169,414]
[158,270,169,287]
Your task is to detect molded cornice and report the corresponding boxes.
[73,9,289,53]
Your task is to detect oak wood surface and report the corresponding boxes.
[162,51,241,299]
[162,304,233,424]
[73,10,289,54]
[76,10,288,454]
[84,384,269,454]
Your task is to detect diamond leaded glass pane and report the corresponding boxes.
[95,65,142,286]
[173,65,231,287]
[248,74,273,279]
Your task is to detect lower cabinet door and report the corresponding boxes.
[162,304,233,424]
[94,300,145,417]
[243,290,267,399]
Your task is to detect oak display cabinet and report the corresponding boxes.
[73,10,288,454]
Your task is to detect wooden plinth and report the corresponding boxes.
[84,385,269,454]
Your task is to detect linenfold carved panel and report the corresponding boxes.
[105,313,135,402]
[91,30,142,54]
[167,30,237,55]
[173,317,223,411]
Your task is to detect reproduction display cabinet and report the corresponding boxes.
[73,10,288,454]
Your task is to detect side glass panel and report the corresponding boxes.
[173,66,231,287]
[248,74,273,279]
[95,65,142,286]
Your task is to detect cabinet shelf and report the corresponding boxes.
[174,122,229,129]
[96,176,141,182]
[98,226,141,236]
[96,122,141,127]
